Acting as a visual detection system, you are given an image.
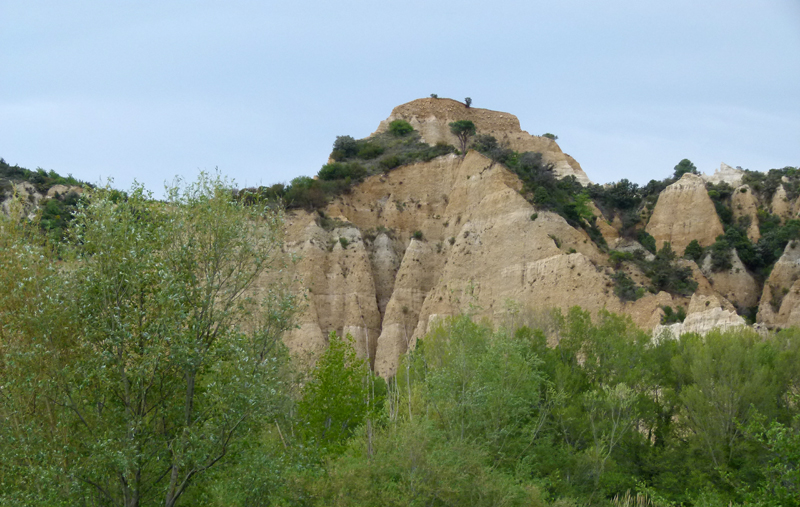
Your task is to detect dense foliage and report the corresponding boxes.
[0,175,297,506]
[227,311,799,507]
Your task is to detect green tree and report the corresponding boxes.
[332,135,358,159]
[673,329,779,469]
[674,158,698,179]
[464,97,472,108]
[449,120,476,155]
[0,174,296,507]
[297,332,383,456]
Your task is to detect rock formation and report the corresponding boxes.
[374,98,592,186]
[702,162,744,187]
[757,241,800,328]
[269,101,800,376]
[654,293,746,339]
[700,250,760,309]
[645,173,724,254]
[731,185,760,242]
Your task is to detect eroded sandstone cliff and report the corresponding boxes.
[272,100,799,377]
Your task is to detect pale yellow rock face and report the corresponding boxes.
[757,241,800,328]
[373,98,592,186]
[653,293,746,339]
[731,185,760,242]
[700,250,760,309]
[281,219,383,365]
[46,184,83,198]
[770,185,792,221]
[645,173,724,254]
[589,202,619,244]
[281,151,689,377]
[703,163,744,187]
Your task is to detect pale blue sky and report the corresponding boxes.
[2,1,799,195]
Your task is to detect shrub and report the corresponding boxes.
[380,155,402,171]
[661,305,687,324]
[542,133,558,140]
[388,119,414,137]
[412,230,423,241]
[318,162,366,181]
[339,237,349,249]
[464,97,472,108]
[430,93,438,98]
[709,236,733,272]
[637,230,657,254]
[357,142,384,160]
[333,135,358,158]
[684,240,704,263]
[613,271,641,301]
[673,159,698,179]
[646,242,698,296]
[530,213,538,221]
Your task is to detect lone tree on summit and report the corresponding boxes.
[449,120,476,156]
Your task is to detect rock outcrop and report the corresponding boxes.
[702,162,744,187]
[282,151,679,376]
[261,101,797,374]
[700,250,760,309]
[645,173,724,254]
[757,241,800,328]
[731,185,760,242]
[770,184,792,221]
[654,293,746,338]
[374,98,592,186]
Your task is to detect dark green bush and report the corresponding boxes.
[673,159,698,179]
[388,119,414,137]
[412,230,423,240]
[612,271,641,301]
[637,230,657,254]
[683,239,704,263]
[661,305,687,324]
[332,135,358,158]
[646,242,698,296]
[318,162,367,182]
[709,236,733,272]
[379,155,402,171]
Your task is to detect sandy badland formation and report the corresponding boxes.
[6,98,794,378]
[266,98,800,377]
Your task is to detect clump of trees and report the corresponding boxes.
[0,174,297,506]
[258,310,800,507]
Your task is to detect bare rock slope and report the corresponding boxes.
[284,151,674,376]
[645,173,724,254]
[276,100,797,377]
